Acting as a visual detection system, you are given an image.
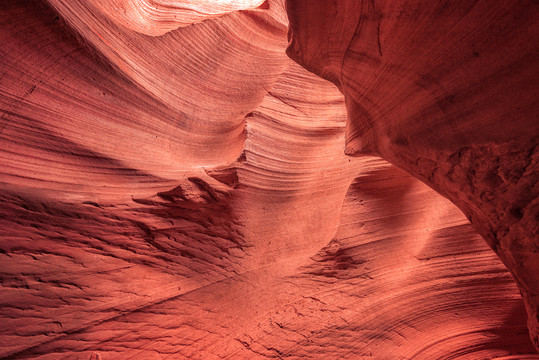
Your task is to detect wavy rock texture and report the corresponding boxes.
[287,0,539,352]
[78,0,268,36]
[0,0,537,359]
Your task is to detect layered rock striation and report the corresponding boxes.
[287,0,539,351]
[0,0,537,358]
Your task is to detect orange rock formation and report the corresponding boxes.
[0,0,537,358]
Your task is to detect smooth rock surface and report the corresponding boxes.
[0,0,537,358]
[287,0,539,351]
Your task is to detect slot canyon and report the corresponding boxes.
[0,0,537,359]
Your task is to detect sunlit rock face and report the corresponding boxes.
[0,0,537,359]
[76,0,268,36]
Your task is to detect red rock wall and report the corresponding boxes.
[0,0,537,358]
[287,0,539,352]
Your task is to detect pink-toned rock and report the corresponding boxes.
[76,0,268,36]
[287,0,539,350]
[0,0,537,358]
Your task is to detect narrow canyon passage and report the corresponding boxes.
[0,0,537,359]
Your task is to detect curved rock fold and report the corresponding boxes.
[0,0,537,358]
